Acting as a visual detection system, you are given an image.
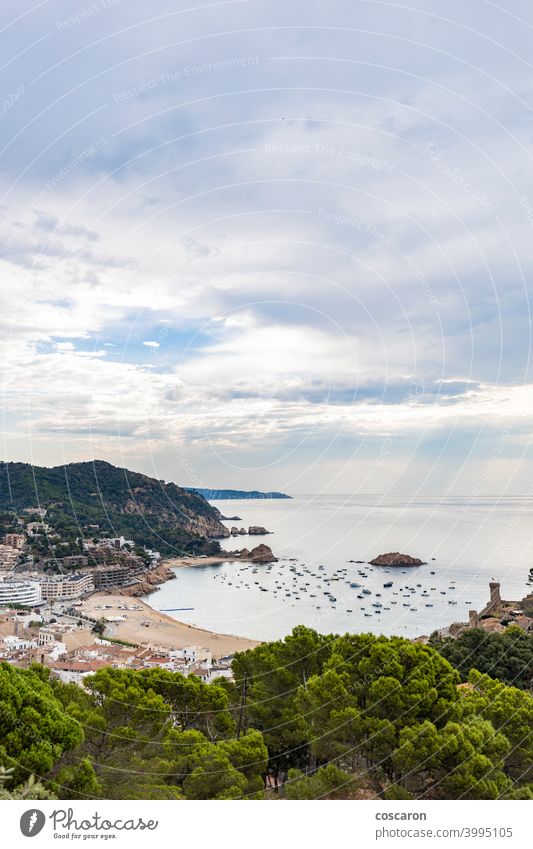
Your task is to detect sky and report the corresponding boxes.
[0,0,532,496]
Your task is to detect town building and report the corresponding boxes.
[49,658,109,685]
[0,544,20,571]
[26,522,51,535]
[4,534,25,550]
[168,645,213,665]
[0,635,37,653]
[22,507,47,518]
[0,578,42,606]
[62,555,89,568]
[89,563,134,589]
[39,573,95,601]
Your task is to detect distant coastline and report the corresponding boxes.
[187,487,291,500]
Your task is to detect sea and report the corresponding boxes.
[146,495,533,641]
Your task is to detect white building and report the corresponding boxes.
[36,632,66,660]
[168,645,212,665]
[0,635,37,652]
[0,578,42,606]
[93,536,134,550]
[49,659,108,685]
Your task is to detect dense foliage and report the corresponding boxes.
[1,627,532,800]
[0,460,224,555]
[430,627,533,691]
[0,663,84,785]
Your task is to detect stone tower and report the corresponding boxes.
[489,581,501,611]
[468,609,479,628]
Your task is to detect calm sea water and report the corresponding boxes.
[147,495,533,641]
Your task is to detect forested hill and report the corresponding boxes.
[0,460,227,554]
[188,487,291,500]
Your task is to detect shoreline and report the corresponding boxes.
[164,555,238,569]
[80,586,260,658]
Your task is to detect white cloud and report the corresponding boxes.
[0,0,532,491]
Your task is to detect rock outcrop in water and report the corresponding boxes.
[239,544,278,563]
[369,552,425,567]
[248,526,271,535]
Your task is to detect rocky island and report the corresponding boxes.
[229,524,272,537]
[237,543,278,563]
[369,552,426,567]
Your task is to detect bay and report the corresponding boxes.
[146,495,533,641]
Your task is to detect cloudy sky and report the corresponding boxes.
[0,0,532,495]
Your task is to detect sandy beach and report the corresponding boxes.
[79,592,260,658]
[164,555,237,568]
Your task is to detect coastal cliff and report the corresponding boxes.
[187,487,291,500]
[0,459,229,553]
[113,562,177,596]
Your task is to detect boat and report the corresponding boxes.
[383,581,393,588]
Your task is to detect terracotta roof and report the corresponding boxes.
[74,643,124,655]
[50,660,108,673]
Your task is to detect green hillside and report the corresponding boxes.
[0,460,226,555]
